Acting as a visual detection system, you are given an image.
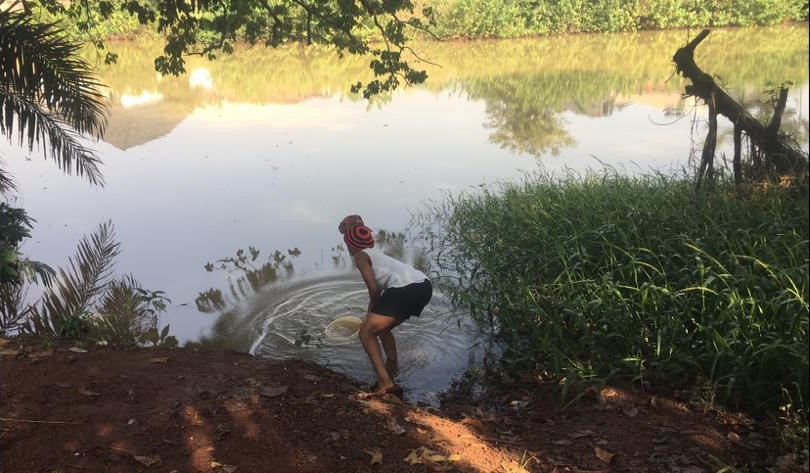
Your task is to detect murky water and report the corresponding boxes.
[2,26,807,401]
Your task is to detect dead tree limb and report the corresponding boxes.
[696,92,717,190]
[673,29,809,182]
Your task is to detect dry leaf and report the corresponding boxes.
[402,447,457,466]
[386,419,406,435]
[133,454,161,467]
[460,417,486,432]
[0,349,20,356]
[210,460,238,472]
[364,448,382,465]
[149,357,169,364]
[79,387,101,397]
[570,429,596,438]
[594,446,616,464]
[28,350,53,358]
[260,385,289,398]
[404,450,421,465]
[68,347,88,353]
[622,406,639,417]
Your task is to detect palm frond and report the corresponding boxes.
[0,9,108,136]
[0,279,28,335]
[0,165,16,193]
[0,9,108,185]
[0,87,103,184]
[93,274,150,347]
[29,220,120,335]
[18,258,56,287]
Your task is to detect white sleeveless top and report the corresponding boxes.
[360,248,428,290]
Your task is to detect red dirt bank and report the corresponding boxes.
[0,339,799,473]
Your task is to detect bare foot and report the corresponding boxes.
[372,383,402,397]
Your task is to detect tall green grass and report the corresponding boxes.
[416,171,808,414]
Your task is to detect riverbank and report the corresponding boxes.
[1,337,803,473]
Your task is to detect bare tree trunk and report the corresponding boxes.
[733,124,742,184]
[673,29,809,182]
[697,93,718,190]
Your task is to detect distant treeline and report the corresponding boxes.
[30,0,810,42]
[421,0,809,38]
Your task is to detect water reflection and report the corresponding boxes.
[92,26,809,154]
[196,246,299,313]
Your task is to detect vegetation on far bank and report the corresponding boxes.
[27,0,810,44]
[422,0,808,38]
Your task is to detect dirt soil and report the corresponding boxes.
[0,338,796,473]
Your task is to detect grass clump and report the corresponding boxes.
[416,170,808,416]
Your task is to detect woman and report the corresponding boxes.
[343,224,432,396]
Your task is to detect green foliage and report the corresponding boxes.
[13,221,177,347]
[0,203,33,284]
[427,0,807,38]
[28,221,120,336]
[22,0,432,99]
[92,278,176,347]
[416,170,809,415]
[0,8,107,185]
[1,196,55,335]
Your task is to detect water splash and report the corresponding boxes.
[245,270,488,405]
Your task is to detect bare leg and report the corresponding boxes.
[379,329,398,379]
[359,313,401,392]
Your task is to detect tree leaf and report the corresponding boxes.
[364,448,382,465]
[133,454,161,467]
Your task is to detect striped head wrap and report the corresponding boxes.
[344,225,375,250]
[338,214,364,234]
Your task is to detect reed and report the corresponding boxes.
[415,170,809,414]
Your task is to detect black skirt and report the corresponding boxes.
[372,279,432,321]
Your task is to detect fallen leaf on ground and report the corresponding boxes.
[364,448,382,465]
[133,454,161,467]
[210,460,238,472]
[460,417,486,432]
[79,387,101,397]
[68,347,88,353]
[149,357,169,364]
[571,429,596,438]
[403,447,460,465]
[594,446,616,464]
[500,461,530,473]
[260,385,289,397]
[386,419,406,435]
[28,350,53,358]
[0,349,20,356]
[622,406,639,417]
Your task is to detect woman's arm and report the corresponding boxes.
[354,252,381,313]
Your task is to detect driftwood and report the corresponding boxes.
[673,29,809,186]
